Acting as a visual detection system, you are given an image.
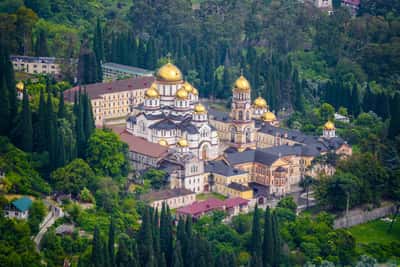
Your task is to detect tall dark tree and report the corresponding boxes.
[12,88,33,152]
[78,40,99,84]
[0,77,10,136]
[271,213,281,267]
[91,226,104,267]
[36,89,47,151]
[58,91,65,118]
[46,91,57,168]
[172,241,184,267]
[350,83,361,117]
[35,29,49,57]
[138,207,155,267]
[262,207,274,267]
[108,219,116,266]
[389,93,400,138]
[93,18,104,81]
[250,205,262,267]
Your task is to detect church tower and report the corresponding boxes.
[229,75,255,151]
[323,121,336,138]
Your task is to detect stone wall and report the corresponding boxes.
[333,203,396,229]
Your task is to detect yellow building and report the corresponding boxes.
[64,76,154,126]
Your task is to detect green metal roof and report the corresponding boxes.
[12,197,33,212]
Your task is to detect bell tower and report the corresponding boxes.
[230,74,255,151]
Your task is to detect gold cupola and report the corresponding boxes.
[177,138,188,147]
[176,87,189,100]
[183,81,193,93]
[194,103,207,114]
[253,96,267,109]
[324,121,335,130]
[156,63,183,82]
[16,81,24,92]
[261,111,276,122]
[192,87,199,95]
[233,75,251,92]
[158,139,168,147]
[145,83,159,98]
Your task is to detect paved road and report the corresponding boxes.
[33,203,63,251]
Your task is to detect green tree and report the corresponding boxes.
[50,158,95,196]
[86,129,129,177]
[250,205,262,267]
[262,207,274,267]
[14,89,33,152]
[28,200,46,234]
[108,219,115,266]
[34,29,49,57]
[276,196,297,213]
[91,226,104,267]
[0,77,10,136]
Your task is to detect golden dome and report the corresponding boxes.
[145,83,159,98]
[234,75,251,91]
[176,87,189,100]
[192,87,199,95]
[177,138,188,147]
[324,121,335,130]
[156,63,183,82]
[183,81,193,93]
[158,139,168,147]
[194,103,207,114]
[261,111,276,122]
[253,97,267,109]
[16,81,24,92]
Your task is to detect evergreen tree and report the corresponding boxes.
[35,30,49,57]
[46,91,57,168]
[0,77,10,136]
[36,89,47,151]
[93,18,104,82]
[262,207,274,267]
[138,207,155,267]
[13,89,33,152]
[55,129,66,168]
[389,92,400,138]
[173,241,184,267]
[350,83,361,117]
[116,236,132,267]
[91,226,104,267]
[78,40,99,84]
[362,83,375,113]
[271,213,281,267]
[250,205,262,267]
[0,46,17,126]
[82,90,94,141]
[58,91,65,118]
[108,219,115,266]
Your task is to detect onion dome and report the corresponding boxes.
[16,81,24,92]
[183,81,194,93]
[194,103,207,114]
[176,87,189,100]
[177,138,188,147]
[158,139,168,147]
[261,111,276,122]
[324,121,335,130]
[156,63,183,82]
[192,87,199,95]
[145,83,159,98]
[233,75,251,92]
[253,97,267,109]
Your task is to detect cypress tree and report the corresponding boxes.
[152,209,161,267]
[262,207,274,267]
[91,226,104,267]
[58,91,65,118]
[78,40,99,85]
[271,213,281,267]
[36,89,47,151]
[21,88,33,152]
[93,18,104,82]
[173,241,184,267]
[350,83,361,117]
[0,77,10,136]
[362,83,375,113]
[138,207,155,267]
[137,40,146,68]
[82,90,94,141]
[389,93,400,138]
[35,30,49,57]
[109,219,116,266]
[55,129,66,168]
[46,91,57,168]
[116,236,132,267]
[0,46,17,126]
[250,205,262,267]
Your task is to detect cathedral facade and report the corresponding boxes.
[126,62,219,161]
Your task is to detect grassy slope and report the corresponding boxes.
[348,218,400,245]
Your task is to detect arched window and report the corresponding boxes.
[238,111,243,121]
[246,111,250,120]
[245,128,251,143]
[230,127,235,143]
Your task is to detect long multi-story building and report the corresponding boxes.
[11,55,75,78]
[64,76,155,126]
[102,62,153,82]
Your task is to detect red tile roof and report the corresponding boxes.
[63,76,155,101]
[117,130,169,159]
[177,198,225,216]
[224,197,249,209]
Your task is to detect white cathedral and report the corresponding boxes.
[126,62,220,161]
